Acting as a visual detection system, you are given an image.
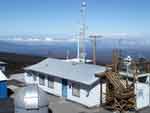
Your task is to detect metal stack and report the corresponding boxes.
[78,0,87,63]
[14,84,49,113]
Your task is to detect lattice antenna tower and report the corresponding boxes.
[77,0,87,63]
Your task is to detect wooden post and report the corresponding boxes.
[90,35,102,64]
[100,79,103,105]
[133,61,138,111]
[99,78,103,112]
[112,49,119,73]
[93,36,96,64]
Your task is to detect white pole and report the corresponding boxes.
[127,64,129,81]
[77,36,80,59]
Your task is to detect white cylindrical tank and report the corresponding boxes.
[15,84,49,113]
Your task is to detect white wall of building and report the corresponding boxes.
[67,81,106,107]
[25,72,150,109]
[67,82,101,107]
[39,77,62,97]
[136,82,150,110]
[25,72,62,97]
[24,72,106,108]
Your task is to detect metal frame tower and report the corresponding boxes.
[77,0,87,63]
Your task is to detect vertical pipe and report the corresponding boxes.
[127,64,129,81]
[94,36,96,64]
[99,79,101,108]
[99,78,103,112]
[100,79,103,105]
[77,37,80,59]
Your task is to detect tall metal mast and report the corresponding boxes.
[78,0,87,63]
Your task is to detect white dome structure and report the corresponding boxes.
[15,84,49,113]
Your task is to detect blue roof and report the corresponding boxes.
[24,58,106,85]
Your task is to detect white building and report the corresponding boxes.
[0,61,7,72]
[24,58,106,107]
[135,82,150,110]
[0,70,8,99]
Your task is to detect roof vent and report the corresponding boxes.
[72,62,78,65]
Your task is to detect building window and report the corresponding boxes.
[72,84,80,97]
[0,66,5,72]
[48,78,54,89]
[27,72,32,77]
[32,72,37,81]
[39,75,45,86]
[33,75,37,81]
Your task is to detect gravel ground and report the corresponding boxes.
[48,94,111,113]
[0,98,14,113]
[48,94,150,113]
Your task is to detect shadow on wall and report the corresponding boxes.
[7,88,14,97]
[49,108,53,113]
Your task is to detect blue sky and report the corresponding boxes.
[0,0,150,36]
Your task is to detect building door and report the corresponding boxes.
[62,79,67,97]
